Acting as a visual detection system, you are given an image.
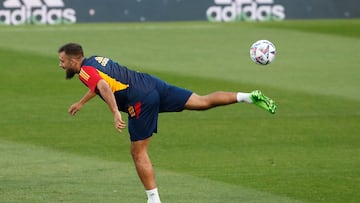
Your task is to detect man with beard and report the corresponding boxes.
[57,42,276,203]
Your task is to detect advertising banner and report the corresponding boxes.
[0,0,359,25]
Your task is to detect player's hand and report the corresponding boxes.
[68,102,82,116]
[114,111,126,132]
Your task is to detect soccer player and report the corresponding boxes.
[58,43,276,203]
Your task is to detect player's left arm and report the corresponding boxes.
[69,66,102,116]
[68,90,97,116]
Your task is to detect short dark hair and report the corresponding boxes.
[58,43,84,57]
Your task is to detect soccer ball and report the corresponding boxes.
[249,40,276,65]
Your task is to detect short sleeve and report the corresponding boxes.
[79,66,103,93]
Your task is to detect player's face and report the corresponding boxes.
[58,51,78,79]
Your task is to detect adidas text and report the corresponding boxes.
[0,0,77,25]
[207,0,286,22]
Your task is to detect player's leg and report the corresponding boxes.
[184,91,237,110]
[184,90,277,114]
[127,90,162,203]
[131,138,156,189]
[131,138,161,203]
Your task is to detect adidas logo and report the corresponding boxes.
[206,0,286,22]
[0,0,77,25]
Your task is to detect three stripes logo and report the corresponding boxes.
[79,69,90,82]
[0,0,77,25]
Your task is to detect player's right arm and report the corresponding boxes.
[73,66,126,132]
[96,79,126,132]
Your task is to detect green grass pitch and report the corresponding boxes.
[0,19,359,202]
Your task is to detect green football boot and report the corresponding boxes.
[250,90,277,114]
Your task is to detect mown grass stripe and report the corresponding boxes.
[0,140,303,203]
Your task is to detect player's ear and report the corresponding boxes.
[69,57,76,65]
[72,57,81,69]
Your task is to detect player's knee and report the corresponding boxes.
[130,142,148,161]
[185,94,212,110]
[199,101,212,110]
[131,145,141,156]
[197,95,215,110]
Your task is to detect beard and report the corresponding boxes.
[66,69,77,80]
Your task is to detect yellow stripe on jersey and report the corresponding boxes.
[97,71,129,92]
[79,69,90,81]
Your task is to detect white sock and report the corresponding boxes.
[236,92,253,103]
[146,188,161,203]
